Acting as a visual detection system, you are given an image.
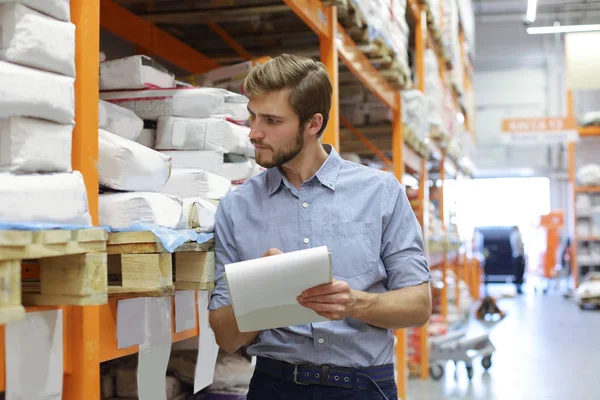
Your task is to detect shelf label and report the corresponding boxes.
[501,117,579,144]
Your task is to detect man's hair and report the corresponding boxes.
[244,54,332,137]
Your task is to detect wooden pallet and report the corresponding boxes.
[107,231,215,296]
[0,228,108,323]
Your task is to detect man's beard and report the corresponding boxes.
[252,129,304,169]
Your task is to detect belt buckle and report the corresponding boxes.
[293,363,311,385]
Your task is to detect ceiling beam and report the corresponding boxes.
[139,4,290,24]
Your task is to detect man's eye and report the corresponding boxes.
[268,118,279,124]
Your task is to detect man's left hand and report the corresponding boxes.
[297,279,357,321]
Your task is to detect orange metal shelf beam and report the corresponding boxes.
[340,118,393,168]
[575,186,600,193]
[578,126,600,137]
[100,295,200,363]
[205,21,253,61]
[100,0,220,74]
[320,6,340,151]
[282,0,328,38]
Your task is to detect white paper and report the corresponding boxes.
[175,290,197,333]
[138,343,171,400]
[137,297,173,400]
[224,246,333,332]
[117,297,146,349]
[6,310,63,400]
[194,291,219,393]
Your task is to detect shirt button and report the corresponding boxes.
[304,238,310,244]
[318,338,325,344]
[302,202,308,208]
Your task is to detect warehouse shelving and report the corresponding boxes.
[0,0,477,398]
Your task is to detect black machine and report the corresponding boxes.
[477,226,515,283]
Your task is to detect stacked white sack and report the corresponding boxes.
[99,87,249,123]
[402,90,429,141]
[0,172,91,225]
[161,169,231,200]
[177,197,217,231]
[0,3,75,76]
[100,55,176,91]
[98,100,144,141]
[424,49,444,129]
[0,117,72,173]
[0,0,70,21]
[136,128,156,148]
[155,117,254,157]
[0,61,74,124]
[99,192,182,230]
[161,151,254,184]
[98,129,172,192]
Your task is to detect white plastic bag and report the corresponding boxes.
[100,87,249,123]
[155,117,253,157]
[577,164,600,186]
[160,150,254,183]
[0,61,74,124]
[98,192,183,230]
[177,197,217,231]
[0,171,91,225]
[98,100,144,141]
[0,117,72,173]
[136,128,156,148]
[98,129,172,192]
[161,169,231,200]
[0,0,70,21]
[0,3,75,76]
[100,55,175,90]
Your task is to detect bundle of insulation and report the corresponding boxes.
[98,129,172,192]
[161,169,231,200]
[99,55,175,91]
[161,151,255,184]
[581,111,600,127]
[0,61,74,124]
[155,117,254,157]
[179,60,256,94]
[98,100,144,141]
[0,0,70,21]
[177,197,218,231]
[0,117,72,173]
[0,3,75,76]
[98,192,183,230]
[100,87,249,123]
[577,164,600,186]
[0,172,92,225]
[402,90,429,141]
[423,49,444,129]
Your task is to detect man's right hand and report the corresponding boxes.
[262,248,283,257]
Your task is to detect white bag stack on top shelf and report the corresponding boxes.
[96,55,183,230]
[402,90,429,141]
[0,2,92,226]
[424,49,445,132]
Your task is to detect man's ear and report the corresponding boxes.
[305,113,324,137]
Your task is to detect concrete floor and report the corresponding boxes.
[407,284,600,400]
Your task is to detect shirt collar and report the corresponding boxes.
[266,144,343,195]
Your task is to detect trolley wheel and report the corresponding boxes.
[429,364,444,381]
[482,355,492,370]
[465,364,474,380]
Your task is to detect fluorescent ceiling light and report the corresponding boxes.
[527,24,600,34]
[526,0,537,23]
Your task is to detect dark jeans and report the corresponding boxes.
[514,255,525,286]
[247,370,398,400]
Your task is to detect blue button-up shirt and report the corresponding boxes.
[209,145,430,368]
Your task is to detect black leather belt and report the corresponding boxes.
[254,356,395,390]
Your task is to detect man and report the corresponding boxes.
[510,225,526,294]
[208,54,431,400]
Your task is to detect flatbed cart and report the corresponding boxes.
[428,329,496,380]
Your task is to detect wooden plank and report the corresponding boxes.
[0,231,32,246]
[174,281,215,291]
[39,253,108,297]
[0,260,23,324]
[21,293,107,306]
[174,252,215,290]
[108,286,175,297]
[0,305,25,325]
[107,231,159,245]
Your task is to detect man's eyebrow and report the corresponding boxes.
[247,107,283,119]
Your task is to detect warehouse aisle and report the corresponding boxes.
[407,286,600,400]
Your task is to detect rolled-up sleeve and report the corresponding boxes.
[208,196,239,311]
[381,176,430,290]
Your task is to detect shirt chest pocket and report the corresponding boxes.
[320,222,379,281]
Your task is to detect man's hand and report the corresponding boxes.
[262,248,283,257]
[297,279,358,321]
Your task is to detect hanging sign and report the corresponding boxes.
[501,117,579,144]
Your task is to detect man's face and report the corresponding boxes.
[247,89,306,169]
